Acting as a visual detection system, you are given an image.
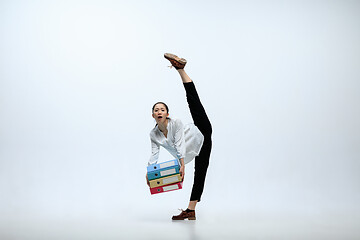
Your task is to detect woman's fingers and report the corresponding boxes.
[146,173,150,187]
[180,166,185,181]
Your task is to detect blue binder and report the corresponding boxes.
[147,159,180,180]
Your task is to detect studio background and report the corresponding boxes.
[1,0,359,239]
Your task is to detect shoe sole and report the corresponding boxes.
[172,217,196,220]
[164,53,187,65]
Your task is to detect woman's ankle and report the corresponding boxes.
[178,69,192,83]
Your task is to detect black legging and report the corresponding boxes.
[183,82,212,202]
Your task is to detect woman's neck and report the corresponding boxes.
[158,118,169,133]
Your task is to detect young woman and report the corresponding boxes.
[146,53,212,220]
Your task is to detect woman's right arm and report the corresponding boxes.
[148,138,160,165]
[147,137,160,186]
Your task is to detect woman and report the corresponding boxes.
[147,53,212,220]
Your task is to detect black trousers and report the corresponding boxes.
[183,82,212,202]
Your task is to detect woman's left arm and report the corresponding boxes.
[173,119,186,181]
[179,158,185,181]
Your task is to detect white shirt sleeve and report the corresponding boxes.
[148,135,160,165]
[173,119,186,160]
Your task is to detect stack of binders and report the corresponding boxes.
[147,159,183,195]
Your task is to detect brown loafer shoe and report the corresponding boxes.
[164,53,187,69]
[172,209,196,220]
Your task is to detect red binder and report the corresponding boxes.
[150,181,183,195]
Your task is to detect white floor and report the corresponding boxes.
[1,212,359,240]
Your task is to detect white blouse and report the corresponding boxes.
[148,118,204,165]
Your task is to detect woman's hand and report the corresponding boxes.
[180,165,185,181]
[179,158,185,181]
[146,173,150,187]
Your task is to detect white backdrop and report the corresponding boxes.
[1,0,359,238]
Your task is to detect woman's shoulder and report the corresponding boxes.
[167,118,184,131]
[170,118,183,125]
[149,125,159,135]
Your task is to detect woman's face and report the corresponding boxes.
[152,103,169,124]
